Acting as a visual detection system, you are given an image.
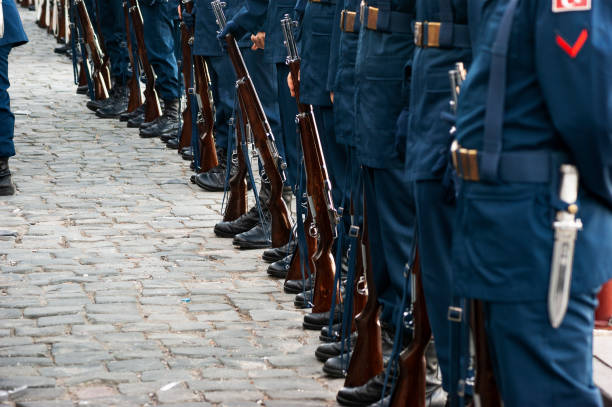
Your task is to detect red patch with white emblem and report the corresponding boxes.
[553,0,591,12]
[556,29,588,58]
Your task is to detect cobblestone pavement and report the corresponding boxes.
[0,8,344,407]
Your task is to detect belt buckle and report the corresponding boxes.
[414,21,423,47]
[426,21,441,47]
[366,6,378,30]
[448,306,463,323]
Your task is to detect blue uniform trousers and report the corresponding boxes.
[140,1,180,99]
[0,46,15,158]
[363,166,415,325]
[206,55,234,151]
[98,0,129,85]
[275,63,299,190]
[243,49,281,157]
[313,105,349,210]
[484,292,602,407]
[414,180,454,391]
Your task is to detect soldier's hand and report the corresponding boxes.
[250,32,265,50]
[287,70,299,98]
[330,92,334,103]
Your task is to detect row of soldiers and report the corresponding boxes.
[7,0,612,405]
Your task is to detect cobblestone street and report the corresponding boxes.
[0,8,343,407]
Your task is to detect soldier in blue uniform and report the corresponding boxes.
[211,0,302,262]
[453,0,612,405]
[93,0,132,119]
[402,0,472,403]
[0,0,28,196]
[334,0,417,404]
[138,0,181,139]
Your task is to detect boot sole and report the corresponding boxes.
[262,253,285,263]
[266,268,288,279]
[314,349,340,362]
[233,242,271,250]
[336,393,376,407]
[0,186,16,196]
[283,284,307,294]
[303,320,327,331]
[213,228,241,238]
[322,364,347,378]
[319,333,340,342]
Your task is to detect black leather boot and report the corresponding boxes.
[320,322,342,342]
[180,146,193,161]
[0,158,15,196]
[193,148,228,191]
[127,111,146,128]
[76,84,88,95]
[86,85,117,112]
[303,308,343,331]
[120,103,143,122]
[96,85,129,119]
[315,332,358,361]
[213,204,260,238]
[284,275,313,294]
[294,291,313,309]
[266,254,292,278]
[233,223,272,250]
[166,136,179,150]
[139,98,179,138]
[336,369,397,406]
[262,238,297,263]
[323,351,352,378]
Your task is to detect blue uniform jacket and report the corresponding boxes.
[453,0,612,301]
[1,0,28,48]
[404,0,471,181]
[193,0,243,56]
[354,0,414,168]
[326,0,359,146]
[225,0,298,65]
[298,0,336,106]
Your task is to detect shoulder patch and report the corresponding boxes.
[553,0,591,13]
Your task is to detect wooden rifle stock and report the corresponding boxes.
[57,0,68,42]
[193,55,218,173]
[48,0,57,35]
[38,0,48,28]
[178,0,194,150]
[78,60,87,87]
[281,14,337,312]
[471,300,502,407]
[123,1,142,113]
[222,32,291,248]
[390,250,431,407]
[74,0,109,100]
[223,110,248,222]
[128,0,162,123]
[344,199,383,387]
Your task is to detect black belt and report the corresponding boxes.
[359,3,412,34]
[451,141,569,184]
[414,21,470,48]
[340,9,360,33]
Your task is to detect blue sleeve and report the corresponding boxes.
[229,0,270,37]
[535,2,612,206]
[326,0,343,91]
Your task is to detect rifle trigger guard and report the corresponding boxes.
[309,224,319,238]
